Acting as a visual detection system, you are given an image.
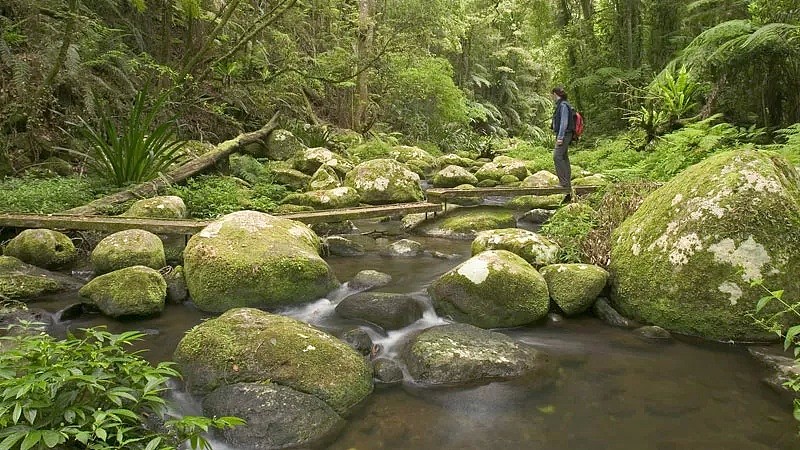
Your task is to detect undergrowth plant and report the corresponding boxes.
[0,324,242,450]
[168,175,286,219]
[71,87,185,187]
[540,202,599,263]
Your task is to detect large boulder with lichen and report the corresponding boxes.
[174,308,373,414]
[432,165,479,188]
[475,160,528,182]
[403,323,553,386]
[79,266,166,318]
[281,187,360,210]
[390,145,437,174]
[344,159,424,205]
[471,229,560,268]
[264,129,306,161]
[610,150,800,341]
[308,165,342,191]
[521,170,560,188]
[416,206,516,240]
[540,263,609,315]
[294,147,353,177]
[91,229,166,275]
[4,229,77,269]
[272,167,311,190]
[122,196,188,219]
[436,153,473,168]
[202,382,345,450]
[428,250,550,328]
[183,211,339,312]
[0,256,82,301]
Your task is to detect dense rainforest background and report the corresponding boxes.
[1,0,798,187]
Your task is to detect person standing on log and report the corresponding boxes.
[551,86,575,203]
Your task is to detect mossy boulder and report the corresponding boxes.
[294,147,353,177]
[121,196,188,219]
[472,229,560,268]
[4,229,77,269]
[273,204,315,214]
[79,266,166,318]
[505,194,564,210]
[522,170,560,188]
[403,323,553,386]
[432,165,479,188]
[436,153,473,168]
[91,229,166,275]
[390,145,437,173]
[477,179,499,187]
[609,149,800,341]
[344,159,424,205]
[183,211,339,312]
[265,129,306,161]
[164,265,188,304]
[0,256,82,301]
[416,206,517,240]
[573,174,609,186]
[173,308,373,414]
[272,167,311,190]
[499,174,520,185]
[281,187,360,210]
[202,382,345,450]
[475,160,528,182]
[349,270,392,290]
[540,263,609,315]
[428,250,550,328]
[335,292,423,330]
[308,165,342,191]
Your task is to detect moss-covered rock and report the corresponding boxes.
[183,211,339,312]
[294,147,353,177]
[505,194,564,210]
[428,250,550,328]
[0,256,81,301]
[609,149,800,341]
[335,292,423,330]
[348,270,391,290]
[499,174,520,185]
[272,167,311,191]
[4,229,77,269]
[573,174,609,186]
[403,323,553,386]
[477,179,499,187]
[475,160,528,182]
[91,229,166,275]
[202,382,345,450]
[390,145,437,174]
[540,263,609,315]
[416,206,517,240]
[165,265,188,304]
[273,204,315,214]
[522,170,560,188]
[121,196,188,219]
[173,308,373,414]
[311,221,356,236]
[308,165,342,191]
[265,129,306,161]
[471,229,560,268]
[281,187,360,210]
[79,266,166,318]
[432,165,479,188]
[344,159,424,205]
[436,153,473,168]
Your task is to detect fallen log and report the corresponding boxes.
[63,112,280,216]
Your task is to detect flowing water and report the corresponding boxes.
[30,220,800,450]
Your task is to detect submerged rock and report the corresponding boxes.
[325,236,366,256]
[203,382,345,450]
[349,270,392,290]
[403,323,552,386]
[183,211,339,312]
[428,250,550,328]
[91,229,166,275]
[344,159,424,205]
[3,229,77,269]
[416,206,517,240]
[281,186,360,210]
[519,209,556,224]
[593,298,637,329]
[341,328,374,356]
[336,292,422,330]
[164,265,188,304]
[381,239,424,257]
[610,150,800,341]
[539,263,609,315]
[174,308,373,414]
[312,221,357,236]
[121,196,188,219]
[472,228,560,268]
[748,347,800,398]
[432,165,479,188]
[0,256,82,301]
[634,325,673,341]
[79,266,166,318]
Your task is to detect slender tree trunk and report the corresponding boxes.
[354,0,375,132]
[43,0,79,88]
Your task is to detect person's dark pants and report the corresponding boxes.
[553,132,573,189]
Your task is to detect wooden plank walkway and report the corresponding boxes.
[426,185,600,203]
[0,202,444,235]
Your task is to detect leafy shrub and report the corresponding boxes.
[72,87,185,187]
[0,324,242,450]
[347,136,397,162]
[0,176,111,214]
[540,202,598,263]
[776,124,800,165]
[167,176,286,219]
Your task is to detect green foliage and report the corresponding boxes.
[540,204,598,263]
[0,324,243,450]
[347,136,398,162]
[71,88,185,187]
[0,176,110,214]
[775,124,800,164]
[167,176,287,219]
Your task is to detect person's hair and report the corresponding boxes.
[552,86,568,100]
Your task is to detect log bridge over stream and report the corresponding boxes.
[0,186,598,236]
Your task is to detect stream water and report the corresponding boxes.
[31,219,800,450]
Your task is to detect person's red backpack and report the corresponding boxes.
[573,110,584,139]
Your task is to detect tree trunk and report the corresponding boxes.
[354,0,375,132]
